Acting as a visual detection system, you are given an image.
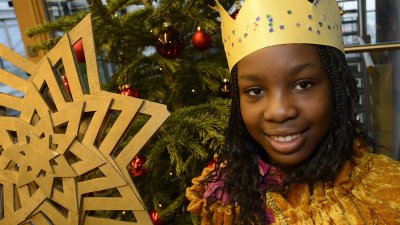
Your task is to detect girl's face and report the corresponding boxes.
[237,44,333,166]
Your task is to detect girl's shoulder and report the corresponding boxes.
[267,138,400,225]
[349,136,400,192]
[348,138,400,207]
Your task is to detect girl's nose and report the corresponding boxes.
[263,92,298,123]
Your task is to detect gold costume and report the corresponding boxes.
[186,139,400,224]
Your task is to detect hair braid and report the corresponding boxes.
[223,66,269,224]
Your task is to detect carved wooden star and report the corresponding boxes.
[0,15,169,225]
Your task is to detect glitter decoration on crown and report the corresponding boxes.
[212,0,344,71]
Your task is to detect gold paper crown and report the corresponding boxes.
[213,0,344,71]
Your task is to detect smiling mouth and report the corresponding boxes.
[270,133,301,142]
[266,130,307,154]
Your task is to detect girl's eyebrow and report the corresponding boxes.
[238,63,321,81]
[288,63,321,76]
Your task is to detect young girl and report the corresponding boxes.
[186,0,400,224]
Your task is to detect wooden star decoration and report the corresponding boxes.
[0,15,170,225]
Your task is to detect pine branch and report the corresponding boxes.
[88,0,109,19]
[26,11,89,38]
[158,193,186,219]
[29,37,62,52]
[106,0,131,13]
[145,99,230,176]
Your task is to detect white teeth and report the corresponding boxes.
[271,133,300,142]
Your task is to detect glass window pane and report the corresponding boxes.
[349,49,400,159]
[44,0,89,22]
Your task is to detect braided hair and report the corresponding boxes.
[216,44,362,224]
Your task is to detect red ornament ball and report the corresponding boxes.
[150,210,165,225]
[192,27,212,51]
[219,79,232,99]
[130,155,146,177]
[73,39,85,63]
[155,22,185,59]
[120,84,140,98]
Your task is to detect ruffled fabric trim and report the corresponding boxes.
[186,167,239,225]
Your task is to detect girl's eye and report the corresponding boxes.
[245,87,264,96]
[293,81,314,90]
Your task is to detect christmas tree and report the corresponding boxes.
[26,0,237,224]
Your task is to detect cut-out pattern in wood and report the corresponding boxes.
[0,15,170,225]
